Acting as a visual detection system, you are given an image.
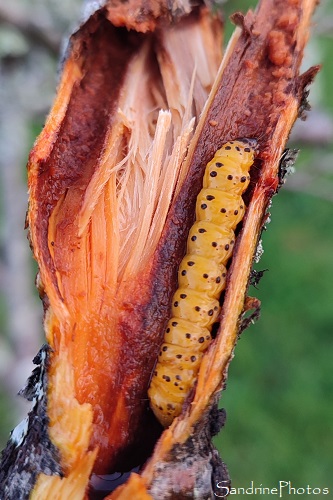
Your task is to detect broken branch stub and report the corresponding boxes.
[0,0,319,498]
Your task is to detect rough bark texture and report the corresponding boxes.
[0,0,318,498]
[0,346,61,499]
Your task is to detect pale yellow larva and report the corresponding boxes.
[148,139,257,427]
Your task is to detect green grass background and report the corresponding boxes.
[215,0,333,491]
[0,0,332,494]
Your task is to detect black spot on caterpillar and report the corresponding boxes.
[148,139,257,427]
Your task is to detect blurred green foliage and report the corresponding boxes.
[217,190,333,488]
[215,0,333,491]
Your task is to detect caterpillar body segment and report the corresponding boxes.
[178,254,227,297]
[203,144,253,193]
[172,288,220,327]
[188,222,235,263]
[148,139,257,427]
[196,189,246,228]
[163,318,212,350]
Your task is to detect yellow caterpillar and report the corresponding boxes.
[148,139,257,427]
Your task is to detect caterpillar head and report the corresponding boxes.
[237,137,258,152]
